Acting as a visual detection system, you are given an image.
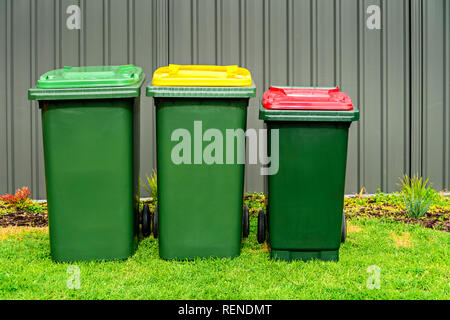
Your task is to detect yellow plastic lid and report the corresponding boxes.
[152,64,252,87]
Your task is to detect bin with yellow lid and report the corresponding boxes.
[147,65,255,260]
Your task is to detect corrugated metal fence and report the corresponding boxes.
[0,0,449,199]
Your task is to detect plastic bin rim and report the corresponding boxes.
[28,74,146,101]
[259,103,360,122]
[146,82,256,98]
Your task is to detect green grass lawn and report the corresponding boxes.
[0,216,448,300]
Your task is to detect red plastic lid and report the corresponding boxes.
[262,86,354,111]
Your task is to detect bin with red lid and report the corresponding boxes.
[258,86,359,262]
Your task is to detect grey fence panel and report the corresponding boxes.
[168,0,193,64]
[60,0,80,67]
[291,0,312,86]
[315,0,336,87]
[0,0,448,199]
[341,0,410,193]
[384,0,411,192]
[421,0,450,191]
[109,0,129,65]
[197,0,217,65]
[358,0,410,193]
[82,0,105,66]
[34,1,56,198]
[10,1,33,196]
[447,0,450,190]
[0,1,9,193]
[218,0,241,66]
[361,0,384,193]
[0,0,7,195]
[242,0,265,192]
[340,0,361,194]
[134,0,157,194]
[258,0,410,193]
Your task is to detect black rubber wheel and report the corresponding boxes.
[141,204,151,238]
[257,209,266,244]
[152,205,159,239]
[242,205,250,238]
[341,212,347,243]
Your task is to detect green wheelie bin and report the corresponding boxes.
[258,86,359,262]
[146,64,256,260]
[28,65,145,262]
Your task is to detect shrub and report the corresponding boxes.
[399,175,436,218]
[244,192,265,215]
[0,186,42,213]
[142,170,158,203]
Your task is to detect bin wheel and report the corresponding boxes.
[141,204,151,238]
[341,212,347,243]
[242,205,250,238]
[152,205,159,239]
[257,209,266,244]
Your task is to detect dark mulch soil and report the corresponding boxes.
[0,211,48,228]
[1,193,448,233]
[345,205,450,233]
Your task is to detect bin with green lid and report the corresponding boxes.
[258,86,359,262]
[28,65,146,262]
[146,65,256,260]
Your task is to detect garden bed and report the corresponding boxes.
[244,191,450,233]
[0,210,48,228]
[1,192,449,232]
[0,202,48,228]
[344,192,450,232]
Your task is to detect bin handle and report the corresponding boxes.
[269,86,287,95]
[119,64,139,79]
[168,64,180,74]
[226,65,239,77]
[269,86,341,97]
[167,64,240,77]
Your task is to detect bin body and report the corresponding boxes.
[260,86,359,262]
[29,65,145,262]
[147,65,255,260]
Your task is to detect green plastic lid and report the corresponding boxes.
[36,65,143,88]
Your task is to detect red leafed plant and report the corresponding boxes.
[0,186,32,211]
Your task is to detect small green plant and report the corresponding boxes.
[399,175,436,218]
[142,170,158,202]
